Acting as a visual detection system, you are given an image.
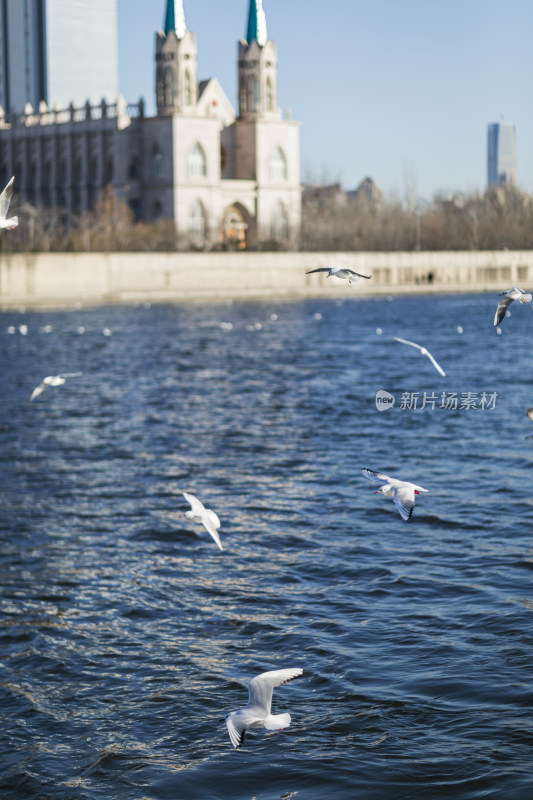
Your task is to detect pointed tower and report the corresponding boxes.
[238,0,280,119]
[155,0,198,115]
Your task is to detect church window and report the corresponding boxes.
[188,143,206,178]
[271,200,288,241]
[269,146,287,181]
[248,76,259,111]
[266,77,273,111]
[151,144,163,179]
[184,70,192,105]
[190,199,206,244]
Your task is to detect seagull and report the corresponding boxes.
[494,287,532,326]
[361,468,428,521]
[528,408,533,423]
[0,176,19,230]
[226,668,303,749]
[30,372,83,402]
[393,336,446,377]
[182,491,223,551]
[305,267,371,284]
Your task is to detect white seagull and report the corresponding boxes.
[0,176,19,230]
[305,267,371,284]
[393,336,446,377]
[494,287,532,326]
[30,372,83,402]
[362,468,428,521]
[226,668,303,749]
[182,491,223,551]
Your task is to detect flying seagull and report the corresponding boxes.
[362,468,428,521]
[393,336,446,377]
[226,668,303,748]
[182,491,223,551]
[494,287,532,326]
[0,176,18,230]
[305,267,371,284]
[30,373,83,402]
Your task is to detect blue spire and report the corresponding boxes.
[164,0,187,39]
[246,0,267,47]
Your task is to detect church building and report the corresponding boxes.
[0,0,302,250]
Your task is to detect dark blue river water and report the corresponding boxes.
[1,293,532,800]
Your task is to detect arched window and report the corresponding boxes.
[188,143,206,178]
[164,68,176,107]
[184,70,192,105]
[266,77,273,111]
[248,75,259,111]
[151,143,163,179]
[190,199,206,244]
[271,200,288,241]
[269,146,287,181]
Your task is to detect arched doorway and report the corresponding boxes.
[221,204,251,250]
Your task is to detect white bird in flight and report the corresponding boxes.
[305,267,371,284]
[494,287,532,326]
[393,336,446,377]
[226,668,303,748]
[30,372,83,402]
[0,176,19,230]
[362,468,428,521]
[182,491,223,551]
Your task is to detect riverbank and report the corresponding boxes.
[1,250,532,309]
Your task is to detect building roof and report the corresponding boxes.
[164,0,187,39]
[246,0,267,47]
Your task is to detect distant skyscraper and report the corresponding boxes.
[0,0,118,114]
[487,121,517,188]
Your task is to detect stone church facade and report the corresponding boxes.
[0,0,301,250]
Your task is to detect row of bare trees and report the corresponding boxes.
[2,184,533,253]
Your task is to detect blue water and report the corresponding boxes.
[1,293,533,800]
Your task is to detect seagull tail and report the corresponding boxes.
[264,713,291,731]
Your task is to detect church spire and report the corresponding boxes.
[246,0,267,47]
[164,0,187,39]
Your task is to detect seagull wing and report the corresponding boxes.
[494,294,513,326]
[182,491,206,517]
[393,484,417,521]
[202,511,223,551]
[247,668,303,714]
[346,270,371,279]
[226,715,246,748]
[0,177,15,220]
[420,348,446,377]
[305,268,330,274]
[30,382,46,402]
[59,372,83,379]
[361,468,392,484]
[393,336,423,353]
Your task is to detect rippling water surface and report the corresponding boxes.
[1,293,533,799]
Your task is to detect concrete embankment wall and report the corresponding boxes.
[1,250,532,309]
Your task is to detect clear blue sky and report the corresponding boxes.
[117,0,532,201]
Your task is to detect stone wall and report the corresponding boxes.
[1,250,532,309]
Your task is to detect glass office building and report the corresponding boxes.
[0,0,118,113]
[487,121,517,188]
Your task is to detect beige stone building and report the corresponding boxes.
[0,0,301,250]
